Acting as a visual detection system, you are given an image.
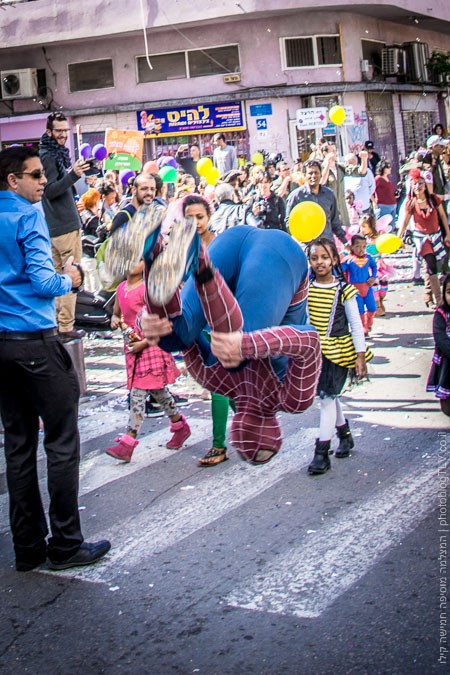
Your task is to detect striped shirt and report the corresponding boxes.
[308,281,372,367]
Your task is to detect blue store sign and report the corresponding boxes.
[137,101,246,138]
[249,103,273,117]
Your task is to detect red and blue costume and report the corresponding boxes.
[341,252,378,333]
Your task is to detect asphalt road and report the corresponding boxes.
[0,251,448,675]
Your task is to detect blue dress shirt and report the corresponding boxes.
[0,191,72,332]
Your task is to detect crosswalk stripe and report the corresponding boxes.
[0,415,211,531]
[0,410,129,475]
[225,454,443,618]
[78,418,212,496]
[42,426,317,583]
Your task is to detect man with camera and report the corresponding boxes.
[251,170,287,231]
[40,112,91,341]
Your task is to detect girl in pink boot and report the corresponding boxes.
[105,261,190,462]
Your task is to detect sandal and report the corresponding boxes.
[198,447,228,467]
[236,448,278,465]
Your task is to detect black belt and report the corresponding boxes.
[0,328,58,341]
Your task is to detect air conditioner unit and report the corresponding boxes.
[403,42,430,83]
[382,47,406,76]
[1,68,38,99]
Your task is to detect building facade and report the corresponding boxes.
[0,0,449,177]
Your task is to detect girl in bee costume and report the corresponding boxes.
[306,237,373,475]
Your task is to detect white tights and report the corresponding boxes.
[319,396,346,442]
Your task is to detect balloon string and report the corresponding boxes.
[139,0,153,71]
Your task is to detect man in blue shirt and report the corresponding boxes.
[0,146,110,572]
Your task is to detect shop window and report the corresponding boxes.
[137,52,186,83]
[283,35,341,68]
[147,130,249,165]
[68,59,114,92]
[188,45,240,78]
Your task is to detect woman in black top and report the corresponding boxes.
[252,171,287,231]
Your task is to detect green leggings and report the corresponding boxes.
[211,392,235,449]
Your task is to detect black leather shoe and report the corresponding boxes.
[58,328,86,342]
[47,540,111,570]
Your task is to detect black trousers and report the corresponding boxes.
[0,335,83,562]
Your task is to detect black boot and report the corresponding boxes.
[335,419,354,458]
[307,439,331,475]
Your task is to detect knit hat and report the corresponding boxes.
[408,168,422,181]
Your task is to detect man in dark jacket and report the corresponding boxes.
[40,112,90,341]
[285,160,347,244]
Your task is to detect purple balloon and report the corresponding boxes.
[165,157,177,169]
[80,143,92,159]
[92,144,107,161]
[119,169,135,185]
[156,156,167,168]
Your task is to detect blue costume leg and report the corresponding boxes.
[159,227,311,374]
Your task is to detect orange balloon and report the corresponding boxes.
[143,161,159,174]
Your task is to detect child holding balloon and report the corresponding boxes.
[360,215,393,317]
[306,237,372,475]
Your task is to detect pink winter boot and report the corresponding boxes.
[105,433,139,462]
[166,415,191,450]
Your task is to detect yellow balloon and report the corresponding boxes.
[375,233,403,255]
[328,105,346,126]
[251,152,264,165]
[205,167,220,186]
[197,157,213,177]
[288,201,326,243]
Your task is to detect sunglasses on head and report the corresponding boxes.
[13,170,46,180]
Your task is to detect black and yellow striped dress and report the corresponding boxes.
[308,280,373,397]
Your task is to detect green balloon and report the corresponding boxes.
[159,165,177,183]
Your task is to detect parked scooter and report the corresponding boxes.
[75,288,115,334]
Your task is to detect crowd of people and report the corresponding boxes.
[0,112,449,574]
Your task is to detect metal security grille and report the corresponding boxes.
[402,111,438,155]
[285,38,314,68]
[146,130,249,164]
[366,92,399,178]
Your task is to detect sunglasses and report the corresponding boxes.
[13,170,46,180]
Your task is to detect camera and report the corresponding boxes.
[256,199,267,215]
